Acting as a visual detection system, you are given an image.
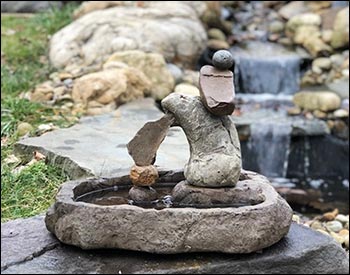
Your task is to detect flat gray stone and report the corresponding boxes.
[2,216,348,274]
[1,215,59,272]
[14,99,189,179]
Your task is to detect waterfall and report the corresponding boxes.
[249,122,292,178]
[231,41,302,95]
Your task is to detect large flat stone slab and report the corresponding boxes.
[1,216,348,274]
[14,99,189,179]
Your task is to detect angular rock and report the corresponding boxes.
[49,2,207,69]
[127,113,175,166]
[293,91,341,111]
[162,94,241,187]
[172,179,264,206]
[331,7,349,49]
[2,216,348,274]
[199,65,235,116]
[45,171,292,253]
[104,50,175,101]
[129,165,159,186]
[14,98,189,179]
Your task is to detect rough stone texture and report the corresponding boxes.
[1,1,62,12]
[331,7,349,49]
[14,98,189,179]
[161,94,241,187]
[130,165,159,186]
[72,67,151,111]
[45,171,292,253]
[127,114,175,166]
[104,50,175,100]
[293,91,341,111]
[199,65,235,116]
[129,186,158,202]
[172,179,265,206]
[278,1,309,20]
[1,215,59,272]
[2,216,349,274]
[49,2,207,69]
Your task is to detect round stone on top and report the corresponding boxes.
[212,50,234,70]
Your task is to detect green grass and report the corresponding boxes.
[1,161,69,222]
[1,3,79,222]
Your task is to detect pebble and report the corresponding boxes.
[333,109,349,118]
[313,57,332,70]
[174,83,199,96]
[208,28,227,41]
[335,214,349,224]
[311,220,325,231]
[313,110,327,119]
[207,39,230,50]
[292,214,301,224]
[330,231,345,245]
[287,106,302,116]
[212,50,234,70]
[345,236,349,249]
[326,221,343,233]
[322,208,339,221]
[17,122,33,136]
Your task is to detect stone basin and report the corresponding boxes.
[45,169,293,254]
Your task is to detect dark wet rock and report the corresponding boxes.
[162,94,241,187]
[2,216,348,274]
[14,98,189,179]
[199,65,235,116]
[1,1,62,13]
[129,186,158,202]
[127,113,175,166]
[230,41,301,95]
[212,50,234,70]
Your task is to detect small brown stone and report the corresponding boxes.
[199,65,235,116]
[127,114,175,166]
[323,208,339,221]
[130,165,159,186]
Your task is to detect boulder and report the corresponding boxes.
[104,50,175,101]
[72,67,151,111]
[293,91,341,111]
[49,2,207,69]
[331,7,349,49]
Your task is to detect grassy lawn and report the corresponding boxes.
[1,4,79,222]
